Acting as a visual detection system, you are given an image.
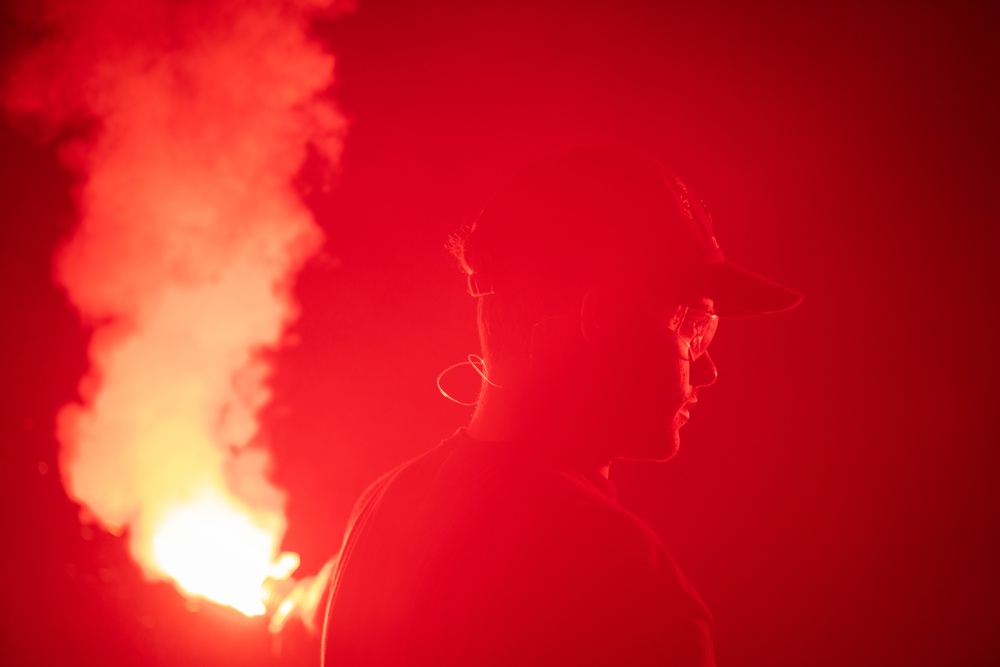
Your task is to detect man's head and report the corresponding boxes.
[451,148,801,461]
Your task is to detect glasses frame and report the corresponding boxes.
[667,305,718,362]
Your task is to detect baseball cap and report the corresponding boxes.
[456,148,802,317]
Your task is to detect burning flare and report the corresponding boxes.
[4,0,346,614]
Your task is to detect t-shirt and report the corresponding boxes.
[322,429,715,666]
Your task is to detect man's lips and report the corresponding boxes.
[679,398,698,420]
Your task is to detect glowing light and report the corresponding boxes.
[4,0,346,615]
[149,491,298,616]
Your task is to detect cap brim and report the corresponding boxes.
[695,260,803,318]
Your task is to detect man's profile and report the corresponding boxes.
[318,148,802,666]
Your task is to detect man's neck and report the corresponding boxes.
[466,385,613,478]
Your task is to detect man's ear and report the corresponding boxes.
[581,282,625,350]
[582,282,659,353]
[527,288,595,365]
[527,282,633,365]
[528,312,584,362]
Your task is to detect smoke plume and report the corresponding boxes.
[4,0,346,614]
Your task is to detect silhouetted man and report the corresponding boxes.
[320,149,801,666]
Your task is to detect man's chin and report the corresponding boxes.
[617,430,681,463]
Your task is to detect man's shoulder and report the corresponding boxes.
[331,431,714,666]
[347,431,688,574]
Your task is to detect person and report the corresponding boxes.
[316,148,802,666]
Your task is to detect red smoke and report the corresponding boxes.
[4,0,346,615]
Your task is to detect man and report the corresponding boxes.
[319,148,801,666]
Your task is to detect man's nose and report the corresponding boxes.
[691,350,718,388]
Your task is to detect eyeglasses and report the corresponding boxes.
[667,305,718,361]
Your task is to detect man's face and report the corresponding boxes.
[584,295,719,462]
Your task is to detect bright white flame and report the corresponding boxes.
[149,491,293,616]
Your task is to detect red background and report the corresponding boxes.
[2,1,998,665]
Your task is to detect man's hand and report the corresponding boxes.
[264,556,338,634]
